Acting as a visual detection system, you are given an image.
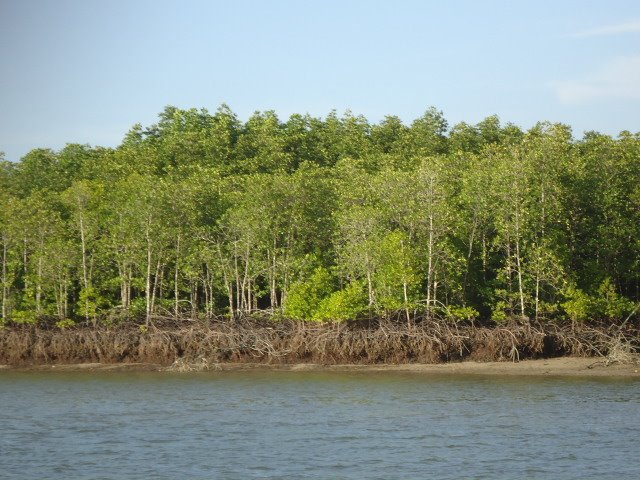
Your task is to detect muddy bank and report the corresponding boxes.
[1,317,638,370]
[2,358,639,378]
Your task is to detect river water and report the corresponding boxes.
[1,370,639,479]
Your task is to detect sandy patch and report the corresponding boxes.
[1,357,639,377]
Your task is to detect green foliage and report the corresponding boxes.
[11,310,38,324]
[129,298,149,319]
[594,278,634,321]
[78,287,108,320]
[447,305,480,321]
[313,281,368,322]
[1,104,638,327]
[562,279,634,322]
[55,318,76,329]
[374,230,421,313]
[491,302,509,324]
[284,267,335,320]
[562,285,592,323]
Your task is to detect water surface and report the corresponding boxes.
[1,370,639,479]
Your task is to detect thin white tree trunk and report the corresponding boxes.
[174,233,180,317]
[365,252,374,308]
[1,239,7,320]
[270,239,277,309]
[150,259,162,320]
[145,226,152,326]
[403,277,410,325]
[462,216,477,305]
[514,211,526,319]
[426,212,434,315]
[216,242,235,317]
[22,237,28,304]
[78,214,91,321]
[241,247,250,313]
[535,263,540,322]
[36,254,43,316]
[535,186,546,321]
[233,243,241,313]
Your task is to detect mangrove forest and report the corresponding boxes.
[1,105,639,365]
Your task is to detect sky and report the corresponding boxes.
[1,0,640,162]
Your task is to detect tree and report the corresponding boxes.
[403,107,449,157]
[0,191,18,321]
[12,149,60,197]
[236,111,291,173]
[1,105,638,327]
[61,180,104,323]
[371,115,408,155]
[374,230,420,323]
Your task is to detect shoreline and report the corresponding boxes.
[2,357,639,377]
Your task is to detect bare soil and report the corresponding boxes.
[2,358,639,377]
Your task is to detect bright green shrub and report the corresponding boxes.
[562,285,592,323]
[55,318,76,329]
[447,305,479,321]
[284,267,335,320]
[10,310,37,324]
[595,278,634,320]
[312,281,368,321]
[562,279,634,322]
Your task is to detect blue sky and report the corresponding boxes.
[1,0,639,161]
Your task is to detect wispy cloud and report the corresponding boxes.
[571,19,640,38]
[552,55,640,104]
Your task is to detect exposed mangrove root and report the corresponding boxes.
[1,316,638,367]
[166,355,220,372]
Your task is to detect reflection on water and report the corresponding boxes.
[1,371,639,479]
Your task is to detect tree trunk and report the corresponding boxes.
[78,214,90,321]
[125,265,131,309]
[433,269,438,307]
[2,238,8,320]
[145,227,152,326]
[118,263,125,307]
[233,243,241,314]
[535,186,546,322]
[514,201,526,320]
[150,259,162,321]
[204,265,212,318]
[270,240,278,310]
[22,237,28,304]
[403,277,410,326]
[241,246,250,313]
[174,233,180,318]
[190,280,197,319]
[55,279,63,320]
[462,216,477,306]
[426,212,434,316]
[535,262,540,322]
[506,240,513,304]
[63,278,68,319]
[35,254,42,316]
[216,242,235,318]
[365,252,374,308]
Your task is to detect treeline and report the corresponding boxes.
[0,105,639,327]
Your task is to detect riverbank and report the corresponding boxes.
[2,318,639,373]
[2,357,639,377]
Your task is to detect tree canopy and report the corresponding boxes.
[1,106,638,326]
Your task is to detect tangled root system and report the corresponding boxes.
[1,316,638,367]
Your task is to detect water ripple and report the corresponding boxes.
[0,371,639,479]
